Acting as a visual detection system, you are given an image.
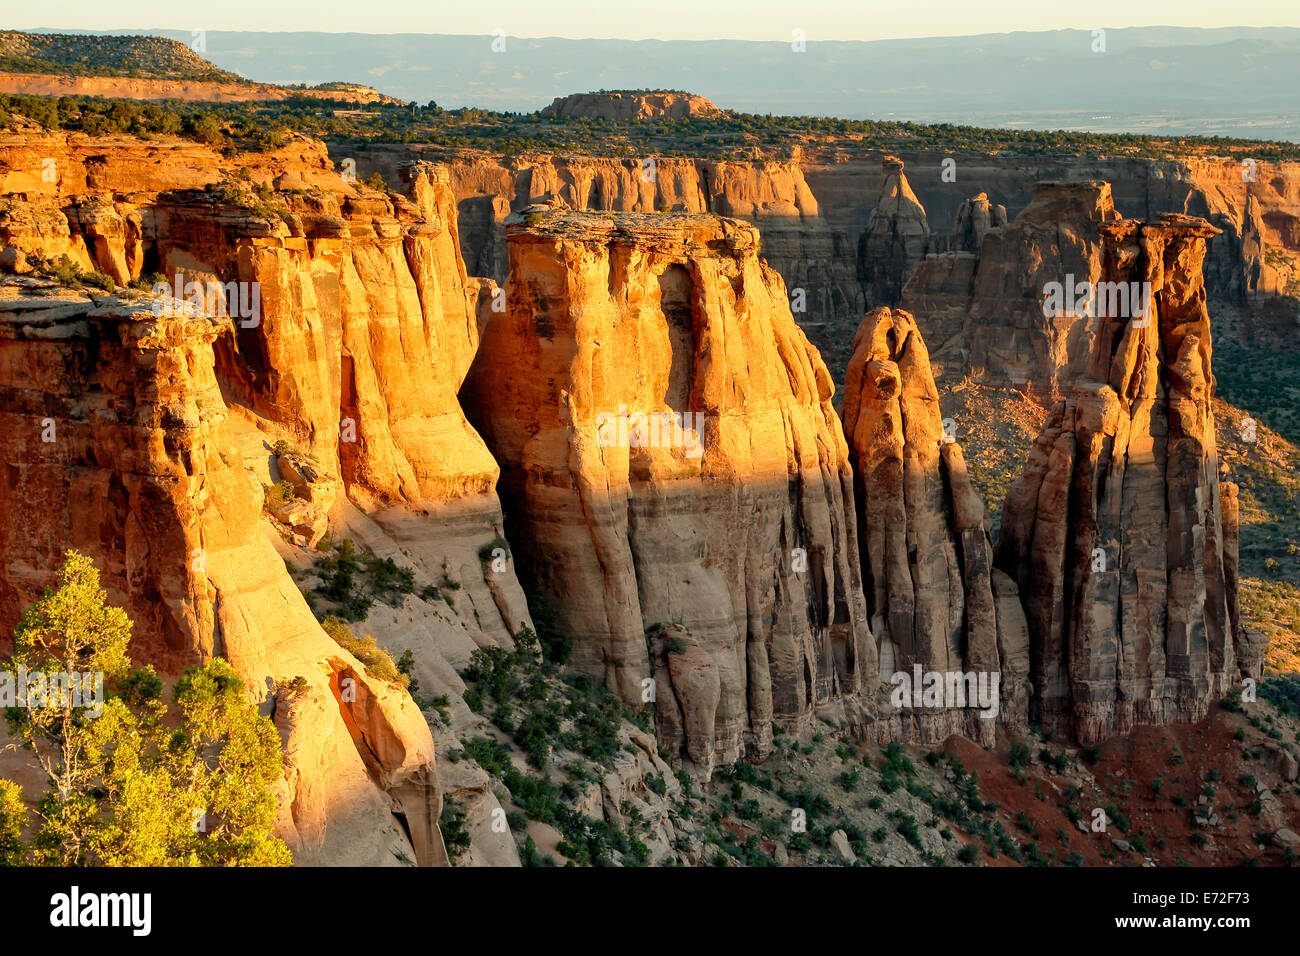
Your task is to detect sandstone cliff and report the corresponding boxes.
[842,307,1029,744]
[0,129,529,646]
[464,209,876,775]
[858,158,930,308]
[995,214,1267,743]
[0,282,443,865]
[350,146,1300,390]
[0,128,535,865]
[902,180,1120,398]
[345,146,864,343]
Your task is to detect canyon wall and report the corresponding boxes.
[995,214,1268,743]
[0,128,534,864]
[342,143,1300,382]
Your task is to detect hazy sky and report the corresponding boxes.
[10,0,1300,41]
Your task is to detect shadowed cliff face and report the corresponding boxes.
[464,208,876,776]
[904,180,1121,400]
[995,214,1269,744]
[842,307,1030,745]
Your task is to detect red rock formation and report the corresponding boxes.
[0,129,534,865]
[842,307,1029,743]
[352,147,1300,392]
[0,285,443,865]
[464,208,875,774]
[0,131,530,644]
[858,158,930,308]
[996,214,1267,743]
[352,147,864,342]
[903,180,1120,398]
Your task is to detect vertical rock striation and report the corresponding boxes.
[0,130,538,865]
[842,307,1029,743]
[465,209,876,775]
[996,214,1267,743]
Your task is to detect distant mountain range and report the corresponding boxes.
[26,26,1300,141]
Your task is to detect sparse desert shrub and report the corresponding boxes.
[439,796,471,862]
[319,615,408,689]
[264,480,295,512]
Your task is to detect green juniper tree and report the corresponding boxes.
[1,550,290,866]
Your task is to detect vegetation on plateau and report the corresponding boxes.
[3,89,1299,164]
[0,31,243,83]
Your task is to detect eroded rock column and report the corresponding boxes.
[996,214,1265,743]
[465,209,876,775]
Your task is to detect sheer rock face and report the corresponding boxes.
[903,180,1120,397]
[842,308,1029,744]
[364,149,866,334]
[0,288,444,866]
[996,214,1265,744]
[464,209,876,775]
[147,160,488,504]
[0,131,536,865]
[858,158,930,308]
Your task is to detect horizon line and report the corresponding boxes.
[14,23,1300,44]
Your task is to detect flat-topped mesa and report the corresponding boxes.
[464,208,876,776]
[0,284,444,866]
[842,308,1030,744]
[859,157,930,308]
[904,179,1120,396]
[995,214,1268,744]
[540,91,722,121]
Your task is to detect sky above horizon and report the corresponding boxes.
[9,1,1300,42]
